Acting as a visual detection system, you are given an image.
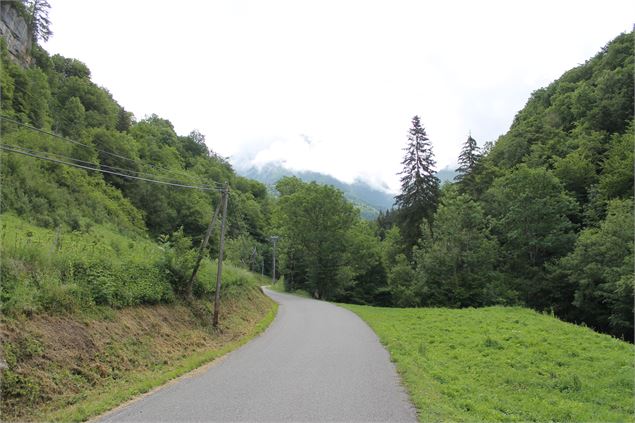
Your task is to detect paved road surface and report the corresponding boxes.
[98,288,417,422]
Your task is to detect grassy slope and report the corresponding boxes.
[342,304,634,422]
[0,214,279,422]
[1,288,277,422]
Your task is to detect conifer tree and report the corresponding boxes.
[454,133,481,195]
[26,0,53,43]
[455,133,480,180]
[395,116,440,249]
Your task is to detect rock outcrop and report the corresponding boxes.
[0,2,32,66]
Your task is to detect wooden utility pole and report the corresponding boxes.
[270,235,279,284]
[187,199,221,297]
[213,182,229,328]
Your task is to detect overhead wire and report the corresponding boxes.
[0,144,223,192]
[0,115,226,189]
[3,142,217,186]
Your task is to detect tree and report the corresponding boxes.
[415,186,505,307]
[560,199,634,340]
[225,234,261,270]
[485,166,577,309]
[454,133,481,192]
[276,182,357,300]
[275,176,304,196]
[395,116,440,249]
[26,0,53,43]
[178,130,209,159]
[387,254,417,307]
[340,221,389,305]
[60,96,85,138]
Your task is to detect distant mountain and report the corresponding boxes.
[237,163,395,219]
[437,166,458,183]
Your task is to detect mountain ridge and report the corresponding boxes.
[237,163,395,219]
[235,162,458,219]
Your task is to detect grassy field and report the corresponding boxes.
[342,304,634,422]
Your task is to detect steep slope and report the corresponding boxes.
[462,30,634,339]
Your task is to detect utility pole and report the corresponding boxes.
[187,199,221,298]
[213,182,229,328]
[249,246,257,272]
[270,235,279,284]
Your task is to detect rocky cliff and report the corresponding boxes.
[0,2,31,66]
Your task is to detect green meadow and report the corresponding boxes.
[343,304,634,422]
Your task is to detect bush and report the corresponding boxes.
[159,227,197,297]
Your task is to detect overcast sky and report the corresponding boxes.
[43,0,633,192]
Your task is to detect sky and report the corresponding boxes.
[43,0,633,193]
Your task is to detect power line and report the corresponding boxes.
[2,142,217,187]
[0,115,226,188]
[0,144,221,192]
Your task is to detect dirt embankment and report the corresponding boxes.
[0,286,274,422]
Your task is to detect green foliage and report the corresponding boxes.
[596,128,634,201]
[225,234,261,271]
[395,116,440,249]
[560,199,634,340]
[340,221,389,305]
[0,40,271,251]
[59,96,85,137]
[553,149,597,204]
[158,227,197,297]
[275,179,357,300]
[344,304,635,422]
[26,0,53,43]
[387,254,417,307]
[2,12,632,345]
[484,166,577,309]
[454,134,481,195]
[415,186,507,307]
[0,214,174,314]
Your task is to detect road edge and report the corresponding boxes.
[71,298,279,423]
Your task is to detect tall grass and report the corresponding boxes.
[0,213,266,315]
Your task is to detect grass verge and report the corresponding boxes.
[1,288,277,422]
[55,302,277,422]
[342,304,634,422]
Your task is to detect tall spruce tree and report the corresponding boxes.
[454,133,481,195]
[455,134,480,178]
[26,0,53,43]
[395,116,440,249]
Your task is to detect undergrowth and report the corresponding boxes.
[0,212,278,422]
[0,213,263,315]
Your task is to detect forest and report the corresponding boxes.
[272,31,633,342]
[0,7,632,342]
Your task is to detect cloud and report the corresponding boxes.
[45,0,634,193]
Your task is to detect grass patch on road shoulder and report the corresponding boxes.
[342,304,634,422]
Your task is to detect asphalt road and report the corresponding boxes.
[98,288,417,422]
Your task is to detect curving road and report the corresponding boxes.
[98,288,417,422]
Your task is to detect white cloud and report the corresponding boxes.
[44,0,634,193]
